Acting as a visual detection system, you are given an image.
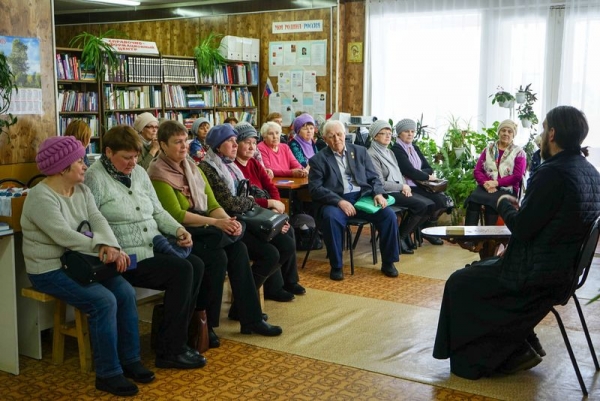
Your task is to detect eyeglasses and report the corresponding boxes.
[377,132,393,137]
[145,125,159,130]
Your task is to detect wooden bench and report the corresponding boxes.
[21,287,92,372]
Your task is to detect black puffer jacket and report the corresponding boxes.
[498,150,600,295]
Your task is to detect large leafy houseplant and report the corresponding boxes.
[69,29,126,80]
[0,52,18,136]
[415,118,498,225]
[194,32,226,82]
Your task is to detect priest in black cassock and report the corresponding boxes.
[433,106,600,379]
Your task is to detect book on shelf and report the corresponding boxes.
[163,58,197,84]
[186,93,205,108]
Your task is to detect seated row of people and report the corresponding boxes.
[21,122,300,396]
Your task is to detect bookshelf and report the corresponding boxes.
[55,47,101,153]
[102,53,163,131]
[213,60,259,126]
[162,55,215,131]
[55,43,261,145]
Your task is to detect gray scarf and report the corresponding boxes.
[370,141,404,183]
[203,148,245,196]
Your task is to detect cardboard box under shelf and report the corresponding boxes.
[0,195,26,232]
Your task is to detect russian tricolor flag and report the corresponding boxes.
[263,77,274,98]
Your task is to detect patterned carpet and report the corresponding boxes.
[2,238,600,400]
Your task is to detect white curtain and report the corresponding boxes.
[558,0,600,147]
[365,0,598,148]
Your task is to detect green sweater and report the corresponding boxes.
[21,182,120,275]
[151,168,222,223]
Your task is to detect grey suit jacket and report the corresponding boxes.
[308,144,386,206]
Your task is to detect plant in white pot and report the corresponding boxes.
[515,84,531,104]
[517,84,538,129]
[489,86,515,108]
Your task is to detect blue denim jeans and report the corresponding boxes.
[28,269,140,378]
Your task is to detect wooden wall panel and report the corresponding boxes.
[0,0,56,165]
[339,1,365,116]
[55,8,336,125]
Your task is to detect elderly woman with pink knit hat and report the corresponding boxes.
[464,119,527,225]
[133,112,160,169]
[21,136,153,397]
[289,113,318,168]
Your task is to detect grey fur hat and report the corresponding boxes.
[235,122,258,142]
[395,118,417,134]
[368,120,392,139]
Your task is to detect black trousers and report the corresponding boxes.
[192,240,263,327]
[243,227,300,296]
[123,252,204,356]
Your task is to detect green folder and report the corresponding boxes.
[354,194,395,214]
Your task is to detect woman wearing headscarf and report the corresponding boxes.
[199,123,305,302]
[188,117,212,163]
[23,136,153,396]
[289,113,318,168]
[133,112,160,169]
[147,120,283,342]
[391,118,450,245]
[367,120,436,254]
[464,119,526,226]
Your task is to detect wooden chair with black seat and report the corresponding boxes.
[548,215,600,396]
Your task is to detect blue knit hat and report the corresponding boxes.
[152,235,191,258]
[206,124,238,151]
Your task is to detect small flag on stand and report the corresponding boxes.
[263,77,274,98]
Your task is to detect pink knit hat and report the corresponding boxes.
[36,136,86,175]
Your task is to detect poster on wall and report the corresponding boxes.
[268,91,326,127]
[0,35,42,115]
[268,40,327,77]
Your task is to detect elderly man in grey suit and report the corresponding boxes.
[308,120,400,280]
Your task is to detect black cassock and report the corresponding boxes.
[433,150,600,379]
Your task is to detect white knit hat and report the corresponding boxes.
[133,112,159,133]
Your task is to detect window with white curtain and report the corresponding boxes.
[365,0,599,150]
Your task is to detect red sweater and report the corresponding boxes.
[235,157,280,208]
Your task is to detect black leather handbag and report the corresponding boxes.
[235,178,288,242]
[60,221,119,286]
[235,206,289,242]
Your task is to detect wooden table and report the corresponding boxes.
[421,226,511,259]
[273,177,309,215]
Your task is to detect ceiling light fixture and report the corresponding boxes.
[86,0,141,6]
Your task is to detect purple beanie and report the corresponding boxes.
[293,113,315,134]
[36,136,86,176]
[205,124,238,151]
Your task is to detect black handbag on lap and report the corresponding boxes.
[235,179,289,242]
[60,220,119,286]
[234,206,289,242]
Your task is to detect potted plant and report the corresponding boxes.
[194,32,226,83]
[515,84,531,104]
[516,84,538,129]
[0,52,18,137]
[69,29,127,80]
[489,86,515,108]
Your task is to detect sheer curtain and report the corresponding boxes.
[364,0,580,147]
[558,0,600,148]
